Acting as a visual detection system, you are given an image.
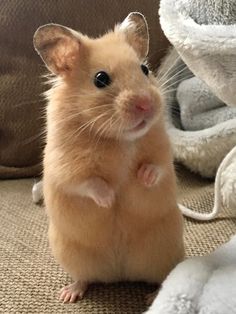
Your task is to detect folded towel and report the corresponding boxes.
[158,0,236,219]
[146,235,236,314]
[177,77,236,131]
[158,0,236,178]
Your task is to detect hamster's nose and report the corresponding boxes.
[133,96,152,114]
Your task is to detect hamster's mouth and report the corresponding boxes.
[123,118,152,140]
[126,119,147,132]
[131,119,147,131]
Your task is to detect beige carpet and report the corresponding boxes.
[0,167,235,313]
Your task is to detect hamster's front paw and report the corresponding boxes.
[79,177,115,208]
[137,163,159,187]
[93,188,115,208]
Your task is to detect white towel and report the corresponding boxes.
[146,235,236,314]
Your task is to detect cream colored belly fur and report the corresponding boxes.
[45,174,184,284]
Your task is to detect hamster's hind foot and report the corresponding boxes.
[59,280,88,303]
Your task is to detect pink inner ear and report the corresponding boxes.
[118,13,149,59]
[52,37,80,74]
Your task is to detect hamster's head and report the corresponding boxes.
[34,12,163,141]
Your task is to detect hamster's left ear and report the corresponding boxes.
[33,24,81,76]
[118,12,149,60]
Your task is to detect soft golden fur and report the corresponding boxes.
[34,12,184,302]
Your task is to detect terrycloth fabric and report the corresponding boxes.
[1,167,235,313]
[177,77,236,131]
[187,0,236,25]
[146,235,236,314]
[221,152,236,209]
[158,0,236,220]
[167,116,236,178]
[158,0,236,178]
[160,0,236,107]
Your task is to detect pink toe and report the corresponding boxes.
[149,173,156,183]
[59,286,68,294]
[59,290,67,301]
[69,293,78,303]
[63,292,71,303]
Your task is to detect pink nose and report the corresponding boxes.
[134,96,152,113]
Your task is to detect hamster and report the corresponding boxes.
[33,12,184,303]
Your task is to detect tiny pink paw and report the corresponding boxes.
[59,281,88,303]
[93,187,115,208]
[137,163,159,187]
[81,177,115,208]
[90,180,115,208]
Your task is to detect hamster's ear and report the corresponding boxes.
[118,12,149,59]
[33,24,81,76]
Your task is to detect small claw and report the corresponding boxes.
[63,292,71,303]
[69,293,78,303]
[59,290,67,301]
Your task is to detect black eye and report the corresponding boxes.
[141,64,149,76]
[94,71,111,88]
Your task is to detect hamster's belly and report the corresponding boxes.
[114,182,183,283]
[46,180,183,283]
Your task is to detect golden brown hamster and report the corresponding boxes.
[33,12,184,303]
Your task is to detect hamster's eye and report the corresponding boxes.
[141,64,149,76]
[94,71,111,88]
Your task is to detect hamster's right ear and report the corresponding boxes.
[118,12,149,60]
[33,24,81,76]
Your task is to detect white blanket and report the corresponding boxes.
[158,0,236,220]
[158,0,236,178]
[146,235,236,314]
